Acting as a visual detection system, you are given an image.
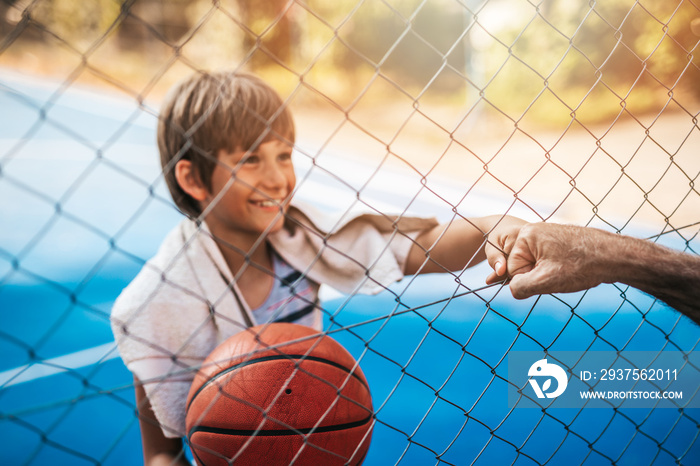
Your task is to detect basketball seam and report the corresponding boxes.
[187,354,369,413]
[187,414,372,439]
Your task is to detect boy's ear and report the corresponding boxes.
[175,160,208,202]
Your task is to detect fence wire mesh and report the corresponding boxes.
[1,0,699,465]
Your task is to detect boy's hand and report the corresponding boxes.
[484,216,528,285]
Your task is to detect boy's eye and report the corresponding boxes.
[241,154,259,164]
[278,152,292,162]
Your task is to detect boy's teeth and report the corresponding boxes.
[255,200,277,207]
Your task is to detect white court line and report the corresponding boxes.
[0,343,120,387]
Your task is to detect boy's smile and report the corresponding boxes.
[203,138,296,247]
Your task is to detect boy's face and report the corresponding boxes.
[203,138,296,242]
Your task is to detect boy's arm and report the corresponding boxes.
[134,379,191,466]
[404,215,526,276]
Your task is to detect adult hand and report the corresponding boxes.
[503,223,612,299]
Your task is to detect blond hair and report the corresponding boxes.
[158,71,295,218]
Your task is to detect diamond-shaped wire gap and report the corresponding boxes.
[471,0,541,50]
[489,405,550,462]
[410,399,479,463]
[290,98,360,204]
[648,180,700,236]
[409,7,482,103]
[671,62,700,116]
[508,8,574,80]
[445,369,529,466]
[10,225,111,326]
[34,360,147,465]
[3,5,97,83]
[643,31,699,91]
[180,4,275,74]
[594,169,667,230]
[1,414,101,466]
[7,10,145,143]
[413,143,497,217]
[480,51,551,127]
[291,10,369,103]
[294,131,398,218]
[535,1,598,39]
[339,0,415,64]
[473,126,551,198]
[662,188,700,233]
[124,0,217,55]
[2,362,138,465]
[0,78,57,148]
[83,27,176,96]
[452,414,536,465]
[514,156,580,222]
[0,173,58,267]
[378,2,472,97]
[665,309,700,352]
[449,92,515,158]
[399,316,481,393]
[30,0,126,56]
[0,0,35,53]
[630,408,688,464]
[0,80,98,166]
[516,86,578,138]
[60,151,164,237]
[518,413,577,465]
[369,370,453,463]
[7,364,121,465]
[3,147,158,298]
[0,275,75,373]
[618,132,676,189]
[627,0,688,65]
[1,137,98,210]
[386,115,453,182]
[601,412,652,462]
[566,160,628,229]
[644,163,695,221]
[240,1,309,74]
[348,73,424,154]
[413,65,483,134]
[648,104,700,168]
[601,298,666,352]
[516,294,582,351]
[0,177,79,289]
[658,411,700,463]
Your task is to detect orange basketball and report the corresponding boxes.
[185,323,373,465]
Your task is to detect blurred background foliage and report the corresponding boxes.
[0,0,698,127]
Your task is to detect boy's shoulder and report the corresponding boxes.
[111,220,204,320]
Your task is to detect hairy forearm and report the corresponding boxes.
[604,233,700,325]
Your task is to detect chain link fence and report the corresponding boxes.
[1,0,699,464]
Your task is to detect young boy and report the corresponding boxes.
[110,70,524,464]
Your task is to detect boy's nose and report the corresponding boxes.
[260,161,288,190]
